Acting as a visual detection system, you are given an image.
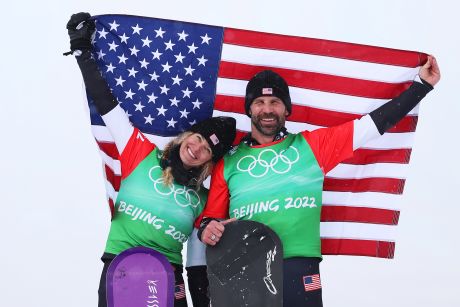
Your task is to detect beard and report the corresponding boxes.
[252,112,285,137]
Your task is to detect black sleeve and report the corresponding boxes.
[369,79,433,135]
[76,50,118,115]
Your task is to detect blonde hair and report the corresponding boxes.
[161,131,214,190]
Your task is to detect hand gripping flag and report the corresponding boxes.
[86,14,427,259]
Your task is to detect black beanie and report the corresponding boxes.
[244,70,292,117]
[189,116,236,162]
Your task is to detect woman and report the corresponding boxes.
[66,13,236,307]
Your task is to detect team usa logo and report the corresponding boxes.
[148,166,201,208]
[237,146,300,178]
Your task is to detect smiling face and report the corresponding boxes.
[249,96,289,144]
[179,133,213,168]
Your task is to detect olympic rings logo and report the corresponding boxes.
[148,166,201,208]
[237,146,300,178]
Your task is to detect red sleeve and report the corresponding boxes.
[302,121,354,174]
[202,159,230,219]
[120,128,156,179]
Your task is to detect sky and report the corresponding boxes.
[1,0,459,306]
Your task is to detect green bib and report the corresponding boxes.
[105,148,207,264]
[224,134,324,258]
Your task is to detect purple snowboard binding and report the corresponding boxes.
[106,247,175,307]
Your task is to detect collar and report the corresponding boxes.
[241,127,289,146]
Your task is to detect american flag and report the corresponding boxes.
[87,14,426,259]
[303,274,322,292]
[174,284,186,300]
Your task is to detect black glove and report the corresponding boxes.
[65,12,95,55]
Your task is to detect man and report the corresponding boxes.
[199,57,440,306]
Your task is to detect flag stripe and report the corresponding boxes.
[213,110,416,149]
[219,61,412,99]
[324,177,405,194]
[320,222,396,241]
[221,44,420,83]
[321,238,395,258]
[343,148,412,165]
[215,78,419,115]
[321,206,400,225]
[323,191,402,211]
[214,95,418,132]
[224,28,426,68]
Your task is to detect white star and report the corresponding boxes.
[151,49,162,60]
[177,30,189,41]
[167,117,178,128]
[98,28,109,39]
[171,75,183,85]
[124,89,135,99]
[119,33,129,43]
[187,43,198,54]
[192,98,203,109]
[197,55,208,66]
[174,52,185,63]
[189,120,197,125]
[132,24,143,35]
[180,108,190,118]
[161,62,172,73]
[97,49,106,59]
[149,71,159,81]
[127,67,138,77]
[164,40,175,51]
[139,58,149,69]
[154,27,165,38]
[144,114,154,124]
[194,78,205,88]
[137,80,148,91]
[147,93,158,103]
[169,97,180,107]
[159,84,170,95]
[201,33,212,44]
[109,20,120,31]
[118,53,128,64]
[106,63,116,73]
[184,65,195,76]
[141,36,152,47]
[134,101,145,112]
[129,46,140,56]
[182,87,193,98]
[115,76,126,87]
[108,41,119,51]
[156,105,167,116]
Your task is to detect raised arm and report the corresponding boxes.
[66,13,133,153]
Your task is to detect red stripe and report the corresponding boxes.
[214,95,418,132]
[324,177,405,194]
[108,198,115,219]
[105,164,121,192]
[321,206,400,225]
[219,62,411,99]
[321,238,395,258]
[344,148,412,165]
[97,141,119,159]
[224,28,427,67]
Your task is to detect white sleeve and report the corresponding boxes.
[101,104,134,153]
[352,114,381,150]
[186,228,207,267]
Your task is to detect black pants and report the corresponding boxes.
[283,257,323,307]
[98,253,188,307]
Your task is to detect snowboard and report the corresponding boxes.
[106,247,175,307]
[206,220,283,307]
